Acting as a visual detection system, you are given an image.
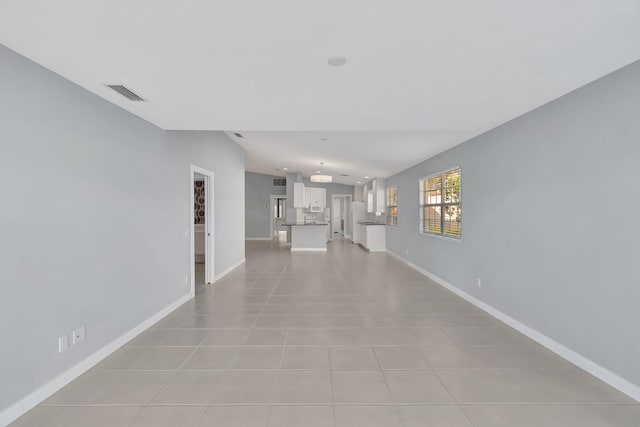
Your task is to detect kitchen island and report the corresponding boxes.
[287,223,329,252]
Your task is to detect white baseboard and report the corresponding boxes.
[291,248,327,252]
[385,249,640,403]
[0,292,193,426]
[245,237,272,241]
[214,257,245,282]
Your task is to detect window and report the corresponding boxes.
[419,168,461,238]
[387,186,398,226]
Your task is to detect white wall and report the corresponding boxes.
[386,59,640,396]
[0,45,245,419]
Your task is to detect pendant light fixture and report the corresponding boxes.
[310,162,332,183]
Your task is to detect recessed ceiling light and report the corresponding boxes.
[327,57,347,67]
[316,170,321,174]
[356,181,362,184]
[283,167,289,171]
[364,176,370,179]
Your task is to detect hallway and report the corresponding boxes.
[12,241,639,426]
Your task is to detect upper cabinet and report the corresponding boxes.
[366,189,374,213]
[305,187,326,208]
[366,178,386,213]
[293,182,326,209]
[293,182,306,208]
[373,178,386,213]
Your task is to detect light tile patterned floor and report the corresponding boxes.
[11,240,639,426]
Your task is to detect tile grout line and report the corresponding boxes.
[138,296,213,426]
[260,261,290,426]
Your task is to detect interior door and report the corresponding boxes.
[205,175,214,284]
[332,198,341,234]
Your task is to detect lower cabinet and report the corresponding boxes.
[358,225,385,252]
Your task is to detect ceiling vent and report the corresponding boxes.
[106,85,146,101]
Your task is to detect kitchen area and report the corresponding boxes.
[288,181,331,252]
[353,177,387,252]
[244,171,388,252]
[285,173,387,253]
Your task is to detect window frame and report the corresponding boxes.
[386,186,398,226]
[419,167,462,240]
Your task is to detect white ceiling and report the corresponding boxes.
[2,0,640,183]
[231,131,478,185]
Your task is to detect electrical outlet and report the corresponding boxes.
[58,334,69,353]
[477,278,482,288]
[72,326,86,346]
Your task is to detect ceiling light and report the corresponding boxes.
[310,162,332,183]
[356,181,362,184]
[364,176,370,179]
[283,167,289,171]
[327,57,347,67]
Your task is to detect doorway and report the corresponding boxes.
[191,165,214,294]
[331,194,352,239]
[269,195,287,243]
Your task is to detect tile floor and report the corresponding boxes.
[11,240,639,426]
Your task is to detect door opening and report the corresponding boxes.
[269,195,287,243]
[331,194,352,239]
[191,165,215,294]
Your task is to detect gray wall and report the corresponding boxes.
[0,45,245,413]
[386,60,640,387]
[245,172,285,239]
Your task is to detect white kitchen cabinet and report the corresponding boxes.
[305,187,326,209]
[358,224,385,252]
[372,178,386,213]
[359,224,367,245]
[293,182,306,208]
[364,178,386,213]
[366,190,374,213]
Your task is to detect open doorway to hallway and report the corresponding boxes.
[331,194,352,240]
[269,195,287,243]
[191,166,214,291]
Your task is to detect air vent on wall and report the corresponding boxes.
[273,178,286,187]
[106,85,146,101]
